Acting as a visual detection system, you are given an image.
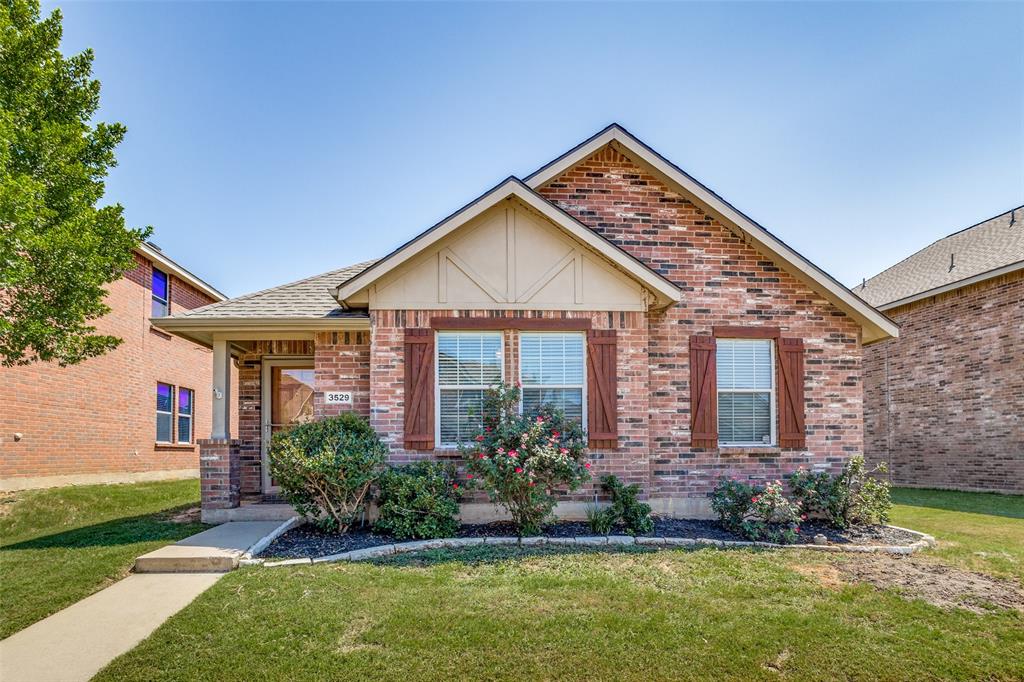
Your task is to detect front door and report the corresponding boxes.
[262,360,315,493]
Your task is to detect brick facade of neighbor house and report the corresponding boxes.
[864,269,1024,494]
[0,251,237,490]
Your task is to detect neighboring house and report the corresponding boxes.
[0,242,238,491]
[856,207,1023,495]
[153,124,898,523]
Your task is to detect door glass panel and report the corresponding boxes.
[268,366,315,489]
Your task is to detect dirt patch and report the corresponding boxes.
[163,506,200,524]
[834,554,1024,614]
[790,562,846,590]
[0,494,18,519]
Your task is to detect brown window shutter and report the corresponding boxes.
[777,337,806,448]
[586,329,617,449]
[404,329,434,450]
[689,335,718,448]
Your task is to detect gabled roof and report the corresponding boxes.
[332,176,683,308]
[138,241,226,301]
[854,206,1024,310]
[525,124,899,344]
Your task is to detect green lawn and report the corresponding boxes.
[0,479,206,639]
[95,487,1023,681]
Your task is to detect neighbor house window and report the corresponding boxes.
[716,338,775,445]
[519,332,585,424]
[177,388,194,444]
[436,332,503,446]
[156,383,173,442]
[151,268,169,317]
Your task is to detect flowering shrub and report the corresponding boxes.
[463,382,589,536]
[270,414,387,533]
[790,456,891,529]
[374,461,462,540]
[710,477,804,544]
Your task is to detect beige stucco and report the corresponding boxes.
[368,199,649,311]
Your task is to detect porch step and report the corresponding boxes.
[134,521,285,573]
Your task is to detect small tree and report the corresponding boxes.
[270,414,387,533]
[790,456,891,529]
[463,382,590,536]
[1,0,150,366]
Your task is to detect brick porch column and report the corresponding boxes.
[199,438,241,514]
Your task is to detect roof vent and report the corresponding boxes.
[948,253,955,272]
[1011,209,1017,227]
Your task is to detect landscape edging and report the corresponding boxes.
[243,525,936,567]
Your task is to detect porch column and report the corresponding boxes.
[212,338,232,440]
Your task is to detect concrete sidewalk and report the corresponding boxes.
[0,572,222,682]
[134,520,285,572]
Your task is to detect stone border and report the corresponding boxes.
[239,517,304,565]
[242,525,936,567]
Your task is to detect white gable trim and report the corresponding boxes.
[526,125,899,344]
[333,177,681,308]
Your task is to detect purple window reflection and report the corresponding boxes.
[151,269,168,317]
[156,383,172,411]
[179,388,192,415]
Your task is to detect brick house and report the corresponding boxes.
[153,125,898,523]
[0,242,238,491]
[856,207,1023,494]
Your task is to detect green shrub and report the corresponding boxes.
[710,477,802,544]
[374,462,462,540]
[600,474,654,535]
[270,414,387,533]
[790,456,891,529]
[464,382,590,536]
[586,504,616,535]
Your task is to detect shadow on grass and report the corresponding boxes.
[0,505,207,552]
[891,488,1024,520]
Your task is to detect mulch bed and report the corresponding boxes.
[258,518,921,560]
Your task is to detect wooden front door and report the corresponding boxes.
[262,360,315,493]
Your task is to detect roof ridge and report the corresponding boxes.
[858,205,1023,290]
[178,259,378,318]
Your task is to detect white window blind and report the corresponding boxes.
[156,383,173,443]
[716,339,775,445]
[519,332,585,424]
[436,332,503,445]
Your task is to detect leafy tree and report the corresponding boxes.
[1,0,150,366]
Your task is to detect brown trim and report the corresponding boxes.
[154,443,197,452]
[712,326,780,339]
[430,317,592,331]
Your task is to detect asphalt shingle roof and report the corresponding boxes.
[854,206,1024,307]
[173,260,377,319]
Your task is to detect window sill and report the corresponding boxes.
[155,442,196,451]
[718,446,782,456]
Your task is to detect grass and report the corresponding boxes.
[890,487,1024,580]
[95,487,1024,681]
[0,479,206,639]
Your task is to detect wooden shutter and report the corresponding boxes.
[777,337,806,448]
[403,329,434,450]
[689,335,718,448]
[586,329,617,449]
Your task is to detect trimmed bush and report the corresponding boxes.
[270,413,387,533]
[600,474,654,536]
[790,456,891,529]
[464,382,590,536]
[374,462,462,540]
[710,477,803,544]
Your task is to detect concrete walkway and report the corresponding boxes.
[0,573,221,682]
[0,520,291,681]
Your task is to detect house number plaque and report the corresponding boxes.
[324,391,353,405]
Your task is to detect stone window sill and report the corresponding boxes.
[718,446,782,456]
[155,442,197,451]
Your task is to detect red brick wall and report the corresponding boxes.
[864,270,1024,494]
[359,148,864,503]
[0,252,237,486]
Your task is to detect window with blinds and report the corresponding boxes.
[177,387,194,444]
[436,332,503,446]
[519,332,585,424]
[716,338,775,445]
[156,383,173,442]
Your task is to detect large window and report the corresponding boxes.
[177,387,194,444]
[151,268,169,318]
[716,338,775,445]
[156,383,173,443]
[436,332,503,446]
[519,332,585,424]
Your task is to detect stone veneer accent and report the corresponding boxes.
[864,269,1023,494]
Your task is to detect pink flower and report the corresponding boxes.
[478,454,487,459]
[475,435,484,442]
[751,496,760,503]
[559,448,568,454]
[552,431,560,438]
[800,514,807,520]
[528,481,536,487]
[515,380,522,388]
[453,483,459,489]
[497,447,505,454]
[515,467,523,474]
[467,474,474,480]
[508,450,518,458]
[536,416,545,424]
[794,526,800,533]
[584,462,592,469]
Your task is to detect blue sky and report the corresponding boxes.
[49,1,1023,298]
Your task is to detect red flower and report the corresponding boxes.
[794,526,800,533]
[453,483,459,489]
[584,462,592,469]
[751,496,760,503]
[478,454,487,459]
[515,467,523,474]
[515,380,522,388]
[552,431,560,437]
[528,481,536,487]
[508,450,518,458]
[475,435,484,442]
[467,474,474,480]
